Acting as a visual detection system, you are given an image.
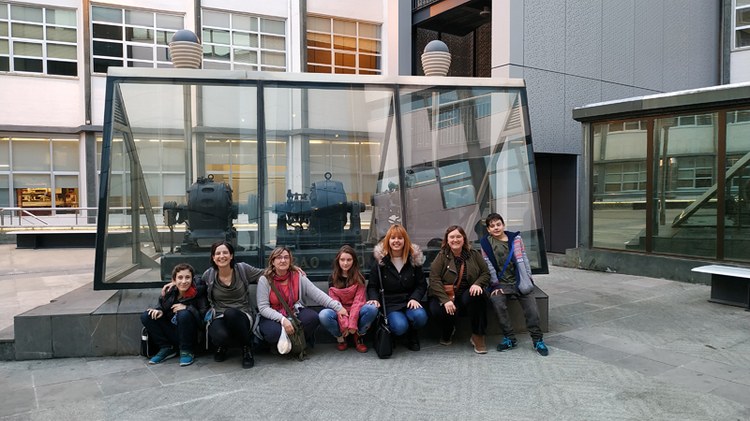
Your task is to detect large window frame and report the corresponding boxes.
[306,15,381,75]
[91,5,182,74]
[735,0,750,49]
[201,9,286,71]
[0,2,78,76]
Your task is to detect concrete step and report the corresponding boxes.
[6,281,547,360]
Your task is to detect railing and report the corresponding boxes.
[0,207,99,230]
[413,0,441,12]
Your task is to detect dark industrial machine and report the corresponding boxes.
[273,172,365,249]
[163,174,238,253]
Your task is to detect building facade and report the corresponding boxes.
[0,0,398,227]
[2,0,746,272]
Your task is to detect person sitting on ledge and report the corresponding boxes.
[142,263,207,366]
[367,224,428,352]
[200,241,265,369]
[428,225,490,353]
[256,246,346,355]
[480,213,548,356]
[319,245,379,352]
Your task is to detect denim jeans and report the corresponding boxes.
[319,303,379,338]
[386,307,428,336]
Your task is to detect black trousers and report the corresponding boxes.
[429,288,488,336]
[208,307,253,348]
[257,307,320,345]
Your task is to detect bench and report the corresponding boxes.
[692,265,750,309]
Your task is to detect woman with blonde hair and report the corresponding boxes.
[367,224,428,352]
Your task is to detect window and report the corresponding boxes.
[0,135,79,211]
[0,2,77,76]
[736,0,750,49]
[307,15,381,74]
[600,162,647,193]
[675,157,714,189]
[202,9,286,71]
[91,5,182,73]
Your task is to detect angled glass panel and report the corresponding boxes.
[397,86,546,271]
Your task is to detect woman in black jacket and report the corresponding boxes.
[367,224,428,351]
[141,263,208,366]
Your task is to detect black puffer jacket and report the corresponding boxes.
[367,242,427,314]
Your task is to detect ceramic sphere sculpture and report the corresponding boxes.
[169,29,202,69]
[421,40,451,76]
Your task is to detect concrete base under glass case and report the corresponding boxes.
[5,281,548,360]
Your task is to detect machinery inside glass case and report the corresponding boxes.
[95,69,548,289]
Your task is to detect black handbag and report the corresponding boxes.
[373,265,393,359]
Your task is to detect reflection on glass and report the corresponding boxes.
[96,74,546,288]
[591,120,648,250]
[724,109,750,262]
[653,114,718,258]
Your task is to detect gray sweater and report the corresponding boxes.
[256,274,342,323]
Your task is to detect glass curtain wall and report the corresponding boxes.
[95,72,546,289]
[591,120,648,250]
[589,108,750,264]
[725,109,750,262]
[653,113,718,258]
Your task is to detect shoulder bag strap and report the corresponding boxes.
[377,264,389,325]
[454,262,465,289]
[268,279,296,320]
[497,241,515,279]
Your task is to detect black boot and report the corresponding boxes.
[242,346,254,369]
[406,328,420,352]
[214,346,227,362]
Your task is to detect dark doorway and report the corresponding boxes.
[535,153,578,253]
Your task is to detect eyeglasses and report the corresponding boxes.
[275,255,290,261]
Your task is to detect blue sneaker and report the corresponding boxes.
[496,336,517,351]
[179,351,194,367]
[149,347,176,364]
[534,340,549,356]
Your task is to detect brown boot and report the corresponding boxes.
[470,334,487,354]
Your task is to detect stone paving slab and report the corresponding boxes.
[0,266,748,419]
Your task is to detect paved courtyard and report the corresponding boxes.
[0,245,749,420]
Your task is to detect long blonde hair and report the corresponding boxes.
[382,224,413,259]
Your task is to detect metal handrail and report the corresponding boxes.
[0,206,99,229]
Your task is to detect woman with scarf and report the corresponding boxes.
[256,246,345,352]
[142,263,208,366]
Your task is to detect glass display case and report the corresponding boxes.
[95,69,547,289]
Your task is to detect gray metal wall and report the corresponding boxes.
[503,0,721,155]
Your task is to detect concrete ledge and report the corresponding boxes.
[556,248,719,285]
[9,281,548,359]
